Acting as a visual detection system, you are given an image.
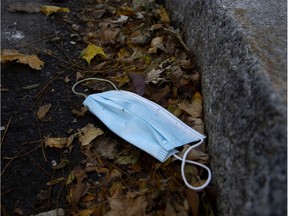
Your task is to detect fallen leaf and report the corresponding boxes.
[115,148,140,165]
[1,49,44,70]
[164,201,178,216]
[158,5,170,23]
[128,72,145,96]
[111,15,129,24]
[64,76,71,83]
[41,5,70,16]
[147,37,163,53]
[74,209,94,216]
[94,137,119,159]
[79,124,104,146]
[177,91,203,118]
[185,189,200,216]
[100,27,121,42]
[145,68,165,84]
[132,0,146,9]
[45,134,76,148]
[93,9,106,19]
[7,2,41,13]
[80,43,107,64]
[36,103,52,120]
[145,85,170,103]
[129,32,150,45]
[177,145,209,164]
[107,169,122,182]
[71,106,88,117]
[105,192,148,216]
[68,166,90,205]
[32,208,65,216]
[187,117,205,134]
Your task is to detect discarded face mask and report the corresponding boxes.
[72,78,212,191]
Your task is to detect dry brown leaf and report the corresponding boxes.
[74,209,94,216]
[45,137,67,148]
[158,5,170,23]
[187,117,205,134]
[100,27,121,42]
[71,106,88,117]
[1,49,44,70]
[36,103,51,120]
[107,169,122,182]
[178,145,209,164]
[177,91,203,118]
[185,189,200,216]
[145,68,165,84]
[68,167,90,205]
[94,137,119,159]
[45,133,77,148]
[129,32,150,45]
[164,202,178,216]
[79,124,104,146]
[105,191,148,216]
[147,37,163,53]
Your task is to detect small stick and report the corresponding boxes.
[1,116,13,148]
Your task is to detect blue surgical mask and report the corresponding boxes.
[72,78,212,191]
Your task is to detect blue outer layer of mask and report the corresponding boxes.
[83,90,206,162]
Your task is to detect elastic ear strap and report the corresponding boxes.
[174,138,212,191]
[72,77,119,97]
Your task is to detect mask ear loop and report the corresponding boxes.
[173,138,212,191]
[72,77,119,98]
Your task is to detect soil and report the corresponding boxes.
[1,0,98,214]
[1,0,216,215]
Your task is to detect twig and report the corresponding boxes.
[37,119,47,162]
[1,116,13,148]
[17,145,51,177]
[30,70,66,111]
[1,149,25,177]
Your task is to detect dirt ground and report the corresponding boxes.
[1,0,216,215]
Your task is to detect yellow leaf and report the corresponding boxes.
[80,43,107,65]
[1,49,44,70]
[41,5,70,16]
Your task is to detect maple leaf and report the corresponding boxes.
[1,49,44,70]
[40,5,70,16]
[80,43,107,64]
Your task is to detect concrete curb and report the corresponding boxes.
[164,1,287,215]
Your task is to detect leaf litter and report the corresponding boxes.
[2,0,217,215]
